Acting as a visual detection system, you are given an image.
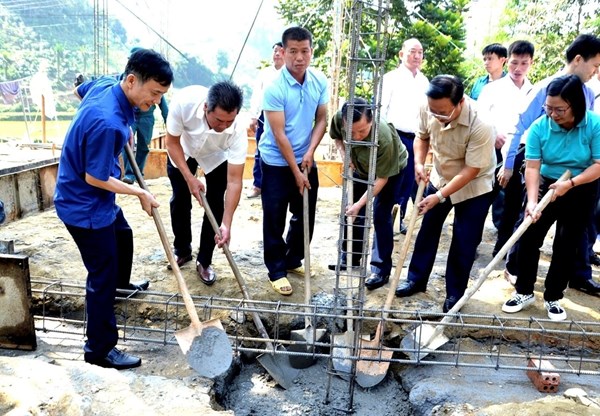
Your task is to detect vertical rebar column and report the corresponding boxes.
[325,0,391,413]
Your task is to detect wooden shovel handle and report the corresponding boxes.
[124,144,202,328]
[198,191,275,349]
[302,169,312,327]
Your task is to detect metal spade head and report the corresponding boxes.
[288,325,327,369]
[257,345,300,389]
[176,320,233,378]
[400,324,450,361]
[354,337,394,388]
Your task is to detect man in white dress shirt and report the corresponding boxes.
[165,81,247,285]
[247,42,284,198]
[477,40,535,256]
[381,38,429,233]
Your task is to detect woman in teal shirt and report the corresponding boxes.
[502,74,600,321]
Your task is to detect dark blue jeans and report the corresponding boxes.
[342,171,403,276]
[252,112,265,189]
[261,161,319,280]
[65,207,132,359]
[395,132,416,220]
[167,158,227,268]
[122,116,154,179]
[407,186,493,300]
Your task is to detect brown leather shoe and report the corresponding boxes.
[196,263,217,286]
[167,254,193,270]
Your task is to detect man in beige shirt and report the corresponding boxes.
[395,75,496,313]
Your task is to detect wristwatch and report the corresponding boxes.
[435,190,446,203]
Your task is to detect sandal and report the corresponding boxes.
[270,277,293,296]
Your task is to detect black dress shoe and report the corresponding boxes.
[443,296,459,313]
[84,347,141,370]
[167,254,193,270]
[570,279,600,295]
[197,263,217,286]
[328,263,347,271]
[365,273,389,290]
[395,280,426,297]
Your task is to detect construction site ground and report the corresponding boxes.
[1,175,600,415]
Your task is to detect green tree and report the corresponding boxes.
[172,56,215,88]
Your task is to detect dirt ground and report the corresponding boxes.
[2,175,600,415]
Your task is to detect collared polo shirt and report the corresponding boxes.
[380,65,429,133]
[526,110,600,179]
[329,112,408,179]
[470,71,507,101]
[259,66,329,166]
[166,85,247,174]
[54,76,134,228]
[417,98,496,203]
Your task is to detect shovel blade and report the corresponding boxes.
[400,324,450,361]
[288,326,327,369]
[257,345,300,389]
[331,331,355,378]
[355,339,394,388]
[175,319,232,378]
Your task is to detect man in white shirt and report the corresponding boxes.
[165,81,247,285]
[477,40,534,256]
[381,38,429,232]
[247,42,284,199]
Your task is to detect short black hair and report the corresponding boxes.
[206,80,244,113]
[508,40,535,58]
[341,97,373,124]
[273,42,283,48]
[282,26,312,48]
[566,34,600,63]
[547,74,586,126]
[124,48,173,87]
[482,43,507,59]
[426,75,464,105]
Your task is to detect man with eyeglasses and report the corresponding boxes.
[501,34,600,295]
[381,38,429,235]
[395,75,496,313]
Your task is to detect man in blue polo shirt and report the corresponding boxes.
[54,49,173,369]
[259,26,329,296]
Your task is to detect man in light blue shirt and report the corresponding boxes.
[259,26,329,296]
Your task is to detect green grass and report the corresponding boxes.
[0,120,72,143]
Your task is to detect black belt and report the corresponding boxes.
[396,130,415,139]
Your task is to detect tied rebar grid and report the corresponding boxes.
[32,278,600,375]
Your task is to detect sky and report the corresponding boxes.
[109,0,287,85]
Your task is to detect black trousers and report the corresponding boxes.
[167,157,227,267]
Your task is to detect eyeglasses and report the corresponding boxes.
[543,104,570,117]
[426,106,456,121]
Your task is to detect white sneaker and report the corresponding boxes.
[502,293,535,313]
[545,300,567,321]
[593,236,600,254]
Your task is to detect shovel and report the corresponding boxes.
[331,170,367,377]
[355,173,429,388]
[289,170,326,368]
[198,191,300,389]
[400,170,572,361]
[124,144,232,378]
